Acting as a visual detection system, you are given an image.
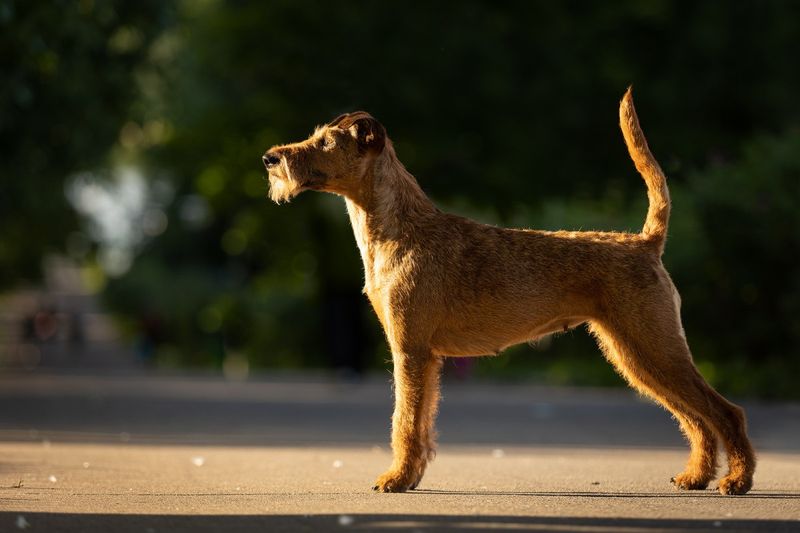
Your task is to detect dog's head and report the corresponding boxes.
[263,112,386,203]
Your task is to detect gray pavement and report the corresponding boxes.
[1,372,799,532]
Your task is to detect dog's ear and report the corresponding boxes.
[349,115,385,154]
[332,111,385,154]
[327,113,349,128]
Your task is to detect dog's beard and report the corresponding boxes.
[268,172,304,203]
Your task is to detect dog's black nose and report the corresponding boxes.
[263,153,281,168]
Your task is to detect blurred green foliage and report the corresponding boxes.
[3,1,800,396]
[671,131,800,397]
[0,0,172,285]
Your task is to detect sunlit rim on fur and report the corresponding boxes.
[268,173,303,203]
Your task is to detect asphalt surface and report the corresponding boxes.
[1,372,798,532]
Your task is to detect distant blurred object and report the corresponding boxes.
[0,256,137,371]
[32,305,58,342]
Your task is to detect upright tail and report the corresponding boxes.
[619,87,670,255]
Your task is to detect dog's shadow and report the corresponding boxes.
[413,488,800,500]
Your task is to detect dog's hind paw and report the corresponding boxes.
[670,472,711,491]
[718,474,753,495]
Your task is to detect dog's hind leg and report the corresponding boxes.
[373,346,442,493]
[589,312,755,495]
[671,411,718,489]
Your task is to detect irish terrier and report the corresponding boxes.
[262,88,756,495]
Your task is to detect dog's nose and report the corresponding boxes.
[263,152,281,169]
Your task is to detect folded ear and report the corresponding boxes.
[349,115,386,154]
[327,113,349,128]
[329,111,386,154]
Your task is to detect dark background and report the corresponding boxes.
[2,0,799,397]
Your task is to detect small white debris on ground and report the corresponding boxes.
[82,462,90,468]
[48,475,57,483]
[332,460,343,468]
[491,449,505,458]
[15,515,30,530]
[338,515,354,526]
[191,456,205,466]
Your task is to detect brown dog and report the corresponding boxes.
[263,88,756,495]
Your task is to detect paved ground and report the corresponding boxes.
[0,372,798,532]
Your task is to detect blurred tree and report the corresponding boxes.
[667,131,800,398]
[0,0,172,287]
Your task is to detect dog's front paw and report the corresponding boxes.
[718,474,752,495]
[372,469,417,493]
[670,472,711,491]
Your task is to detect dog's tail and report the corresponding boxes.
[619,87,670,255]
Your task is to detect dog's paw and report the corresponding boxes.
[670,472,711,491]
[372,469,417,493]
[718,474,752,495]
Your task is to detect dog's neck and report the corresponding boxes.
[344,143,438,287]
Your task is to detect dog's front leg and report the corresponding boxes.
[373,348,441,493]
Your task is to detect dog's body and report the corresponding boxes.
[263,89,756,495]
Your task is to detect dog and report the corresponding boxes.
[262,88,756,495]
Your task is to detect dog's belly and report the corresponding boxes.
[429,315,587,357]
